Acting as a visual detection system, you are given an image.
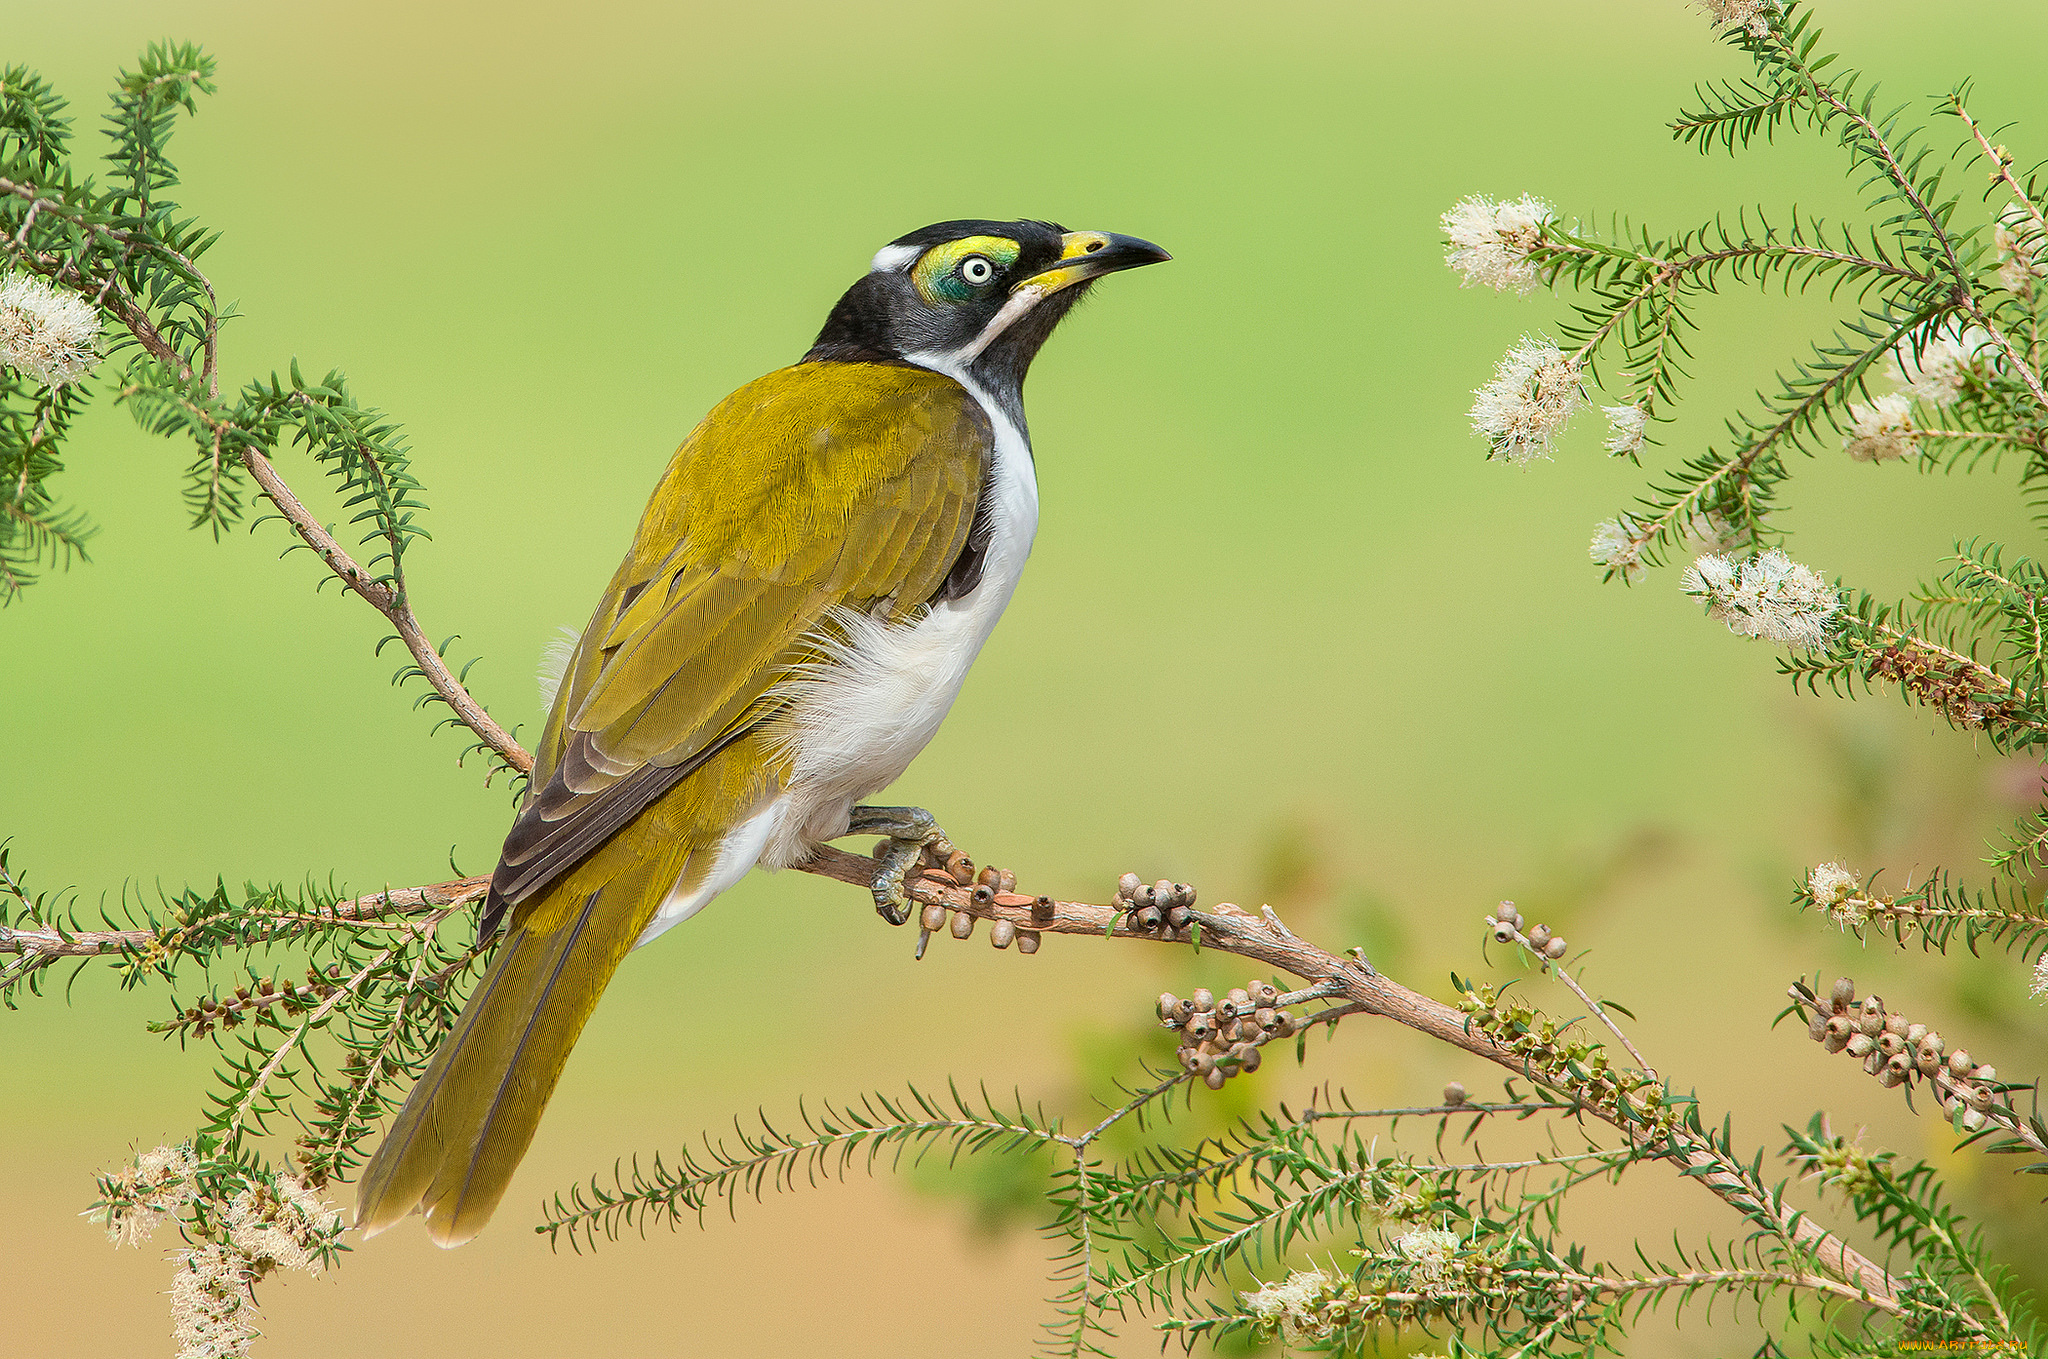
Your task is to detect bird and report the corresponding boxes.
[355,218,1170,1246]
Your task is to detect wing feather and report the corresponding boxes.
[485,362,991,926]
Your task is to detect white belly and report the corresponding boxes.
[635,369,1035,946]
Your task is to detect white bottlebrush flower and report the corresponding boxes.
[1694,0,1776,38]
[223,1172,343,1276]
[1602,403,1648,457]
[91,1143,199,1248]
[1470,336,1584,465]
[1442,194,1556,294]
[1807,861,1866,924]
[1392,1228,1465,1297]
[1888,326,1993,404]
[0,271,103,389]
[537,623,581,711]
[1589,516,1646,583]
[170,1244,259,1359]
[1842,393,1917,464]
[2032,951,2047,1002]
[1682,548,1840,650]
[1240,1268,1341,1341]
[1995,205,2045,297]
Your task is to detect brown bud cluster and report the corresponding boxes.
[1115,872,1198,941]
[1864,645,2018,731]
[175,968,343,1038]
[1156,980,1298,1090]
[1800,977,2009,1131]
[912,862,1041,960]
[1490,902,1568,960]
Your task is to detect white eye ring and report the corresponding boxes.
[958,255,994,286]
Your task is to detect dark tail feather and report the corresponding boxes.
[355,854,673,1247]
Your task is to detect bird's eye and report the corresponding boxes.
[958,255,994,286]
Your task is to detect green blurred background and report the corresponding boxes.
[6,1,2047,1354]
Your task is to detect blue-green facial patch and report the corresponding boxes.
[911,235,1021,305]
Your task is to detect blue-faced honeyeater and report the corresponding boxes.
[355,219,1170,1245]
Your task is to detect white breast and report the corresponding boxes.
[757,366,1037,869]
[635,365,1037,947]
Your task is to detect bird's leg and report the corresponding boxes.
[840,805,965,926]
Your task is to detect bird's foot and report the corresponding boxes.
[841,805,969,926]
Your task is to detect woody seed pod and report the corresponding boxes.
[1176,884,1196,908]
[1857,998,1885,1035]
[977,865,1002,888]
[1885,1053,1913,1081]
[1175,997,1197,1022]
[1444,1081,1468,1106]
[920,903,948,932]
[1118,872,1142,900]
[1526,924,1552,949]
[1230,1043,1261,1072]
[1255,1007,1278,1031]
[1877,1067,1906,1089]
[1966,1085,1993,1112]
[1190,1050,1215,1077]
[1961,1107,1988,1131]
[1191,988,1215,1013]
[1830,977,1856,1010]
[1494,902,1519,924]
[1166,904,1192,929]
[1948,1049,1973,1077]
[1883,1013,1908,1037]
[1251,981,1280,1006]
[1016,931,1040,954]
[1185,1014,1217,1043]
[1862,1051,1883,1076]
[1492,922,1517,943]
[971,884,995,906]
[1274,1013,1299,1039]
[1905,1022,1926,1044]
[1876,1032,1905,1057]
[950,909,976,940]
[1543,937,1568,961]
[1845,1033,1875,1058]
[1974,1065,1997,1084]
[1807,1009,1829,1042]
[1920,1031,1943,1056]
[1203,1067,1228,1091]
[1133,905,1163,931]
[997,869,1016,894]
[1154,880,1173,906]
[1822,1016,1852,1052]
[989,919,1017,949]
[1179,1048,1203,1072]
[1916,1047,1942,1077]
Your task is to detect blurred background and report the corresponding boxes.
[5,1,2046,1354]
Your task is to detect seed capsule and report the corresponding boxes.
[1920,1031,1943,1056]
[1845,1034,1875,1058]
[1191,1049,1216,1076]
[977,865,1002,888]
[1885,1053,1913,1080]
[1966,1084,1993,1111]
[1016,930,1040,954]
[1203,1067,1228,1090]
[1974,1065,1997,1084]
[990,919,1017,949]
[1179,1048,1203,1072]
[1862,1051,1883,1076]
[1916,1047,1942,1076]
[1493,902,1519,924]
[1491,922,1517,943]
[1881,1012,1907,1036]
[1807,1010,1829,1042]
[1185,1014,1217,1042]
[1157,993,1180,1023]
[1526,924,1552,949]
[1876,1032,1904,1057]
[1822,1016,1852,1052]
[1230,1043,1261,1072]
[1830,977,1856,1011]
[1948,1049,1972,1077]
[1877,1067,1906,1089]
[1167,904,1192,929]
[1118,872,1141,899]
[1134,905,1163,931]
[971,884,995,906]
[1274,1014,1299,1039]
[1255,1007,1279,1031]
[1191,988,1215,1013]
[920,902,948,932]
[1543,938,1567,960]
[1444,1081,1467,1106]
[1250,981,1279,1006]
[1905,1022,1926,1044]
[1961,1107,1987,1131]
[1174,998,1197,1022]
[1857,998,1885,1035]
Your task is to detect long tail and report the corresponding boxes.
[355,848,684,1247]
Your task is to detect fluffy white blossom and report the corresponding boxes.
[1442,195,1555,294]
[2033,951,2048,1002]
[1694,0,1776,38]
[170,1244,259,1359]
[1602,403,1648,457]
[1842,393,1917,464]
[223,1173,342,1277]
[1995,205,2045,297]
[1239,1268,1344,1341]
[92,1143,199,1248]
[1391,1228,1465,1297]
[1682,548,1840,649]
[1888,327,1992,404]
[1470,336,1584,465]
[1589,517,1646,582]
[0,272,102,388]
[1807,861,1868,924]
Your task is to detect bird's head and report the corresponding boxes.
[805,219,1170,407]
